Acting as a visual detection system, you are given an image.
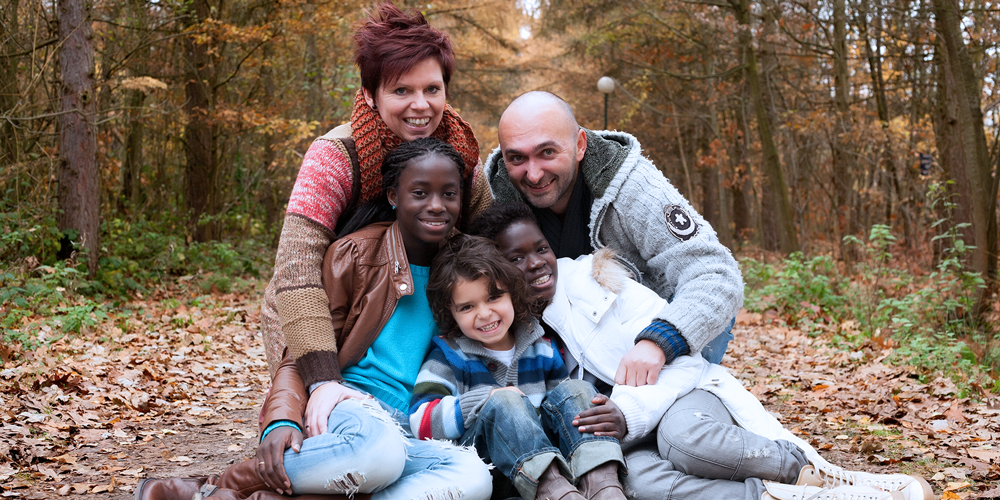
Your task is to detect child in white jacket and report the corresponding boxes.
[469,203,934,500]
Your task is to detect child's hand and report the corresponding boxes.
[615,339,666,387]
[573,394,627,439]
[305,381,369,436]
[489,386,525,396]
[255,426,303,495]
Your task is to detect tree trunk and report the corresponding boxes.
[858,0,898,230]
[57,0,100,276]
[832,0,857,262]
[700,51,731,248]
[0,0,21,167]
[119,88,146,215]
[731,90,755,246]
[304,0,324,124]
[731,0,798,253]
[932,0,998,318]
[259,23,283,239]
[183,0,218,241]
[671,103,694,199]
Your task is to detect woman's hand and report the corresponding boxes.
[305,381,369,436]
[572,394,627,440]
[255,426,303,495]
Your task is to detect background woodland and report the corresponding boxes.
[2,0,1000,376]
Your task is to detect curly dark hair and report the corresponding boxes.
[427,234,537,339]
[466,202,537,241]
[337,137,465,236]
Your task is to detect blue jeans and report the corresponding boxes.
[283,398,492,500]
[461,379,623,500]
[700,317,736,364]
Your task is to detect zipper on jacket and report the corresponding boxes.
[388,225,401,275]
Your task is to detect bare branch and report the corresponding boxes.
[3,38,59,58]
[624,59,746,81]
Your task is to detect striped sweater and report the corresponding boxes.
[409,319,568,441]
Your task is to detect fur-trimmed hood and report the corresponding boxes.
[589,247,631,294]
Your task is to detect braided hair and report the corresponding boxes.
[337,137,465,236]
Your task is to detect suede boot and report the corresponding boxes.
[134,476,218,500]
[212,458,269,497]
[535,463,586,500]
[577,462,626,500]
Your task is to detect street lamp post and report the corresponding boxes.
[597,76,615,130]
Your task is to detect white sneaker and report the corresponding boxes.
[763,481,908,500]
[799,456,935,500]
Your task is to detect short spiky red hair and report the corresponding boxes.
[353,2,456,98]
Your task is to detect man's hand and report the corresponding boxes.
[255,426,302,495]
[615,339,666,386]
[573,394,627,439]
[305,381,368,436]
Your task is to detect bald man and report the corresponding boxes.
[483,93,938,500]
[486,91,741,380]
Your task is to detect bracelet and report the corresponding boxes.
[260,420,302,443]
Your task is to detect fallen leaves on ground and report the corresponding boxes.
[0,285,268,499]
[733,311,1000,498]
[1,292,998,499]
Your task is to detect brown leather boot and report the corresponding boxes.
[577,462,626,500]
[212,458,269,497]
[535,463,586,500]
[133,476,218,500]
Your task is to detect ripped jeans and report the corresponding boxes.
[282,397,492,500]
[622,388,809,500]
[657,389,808,482]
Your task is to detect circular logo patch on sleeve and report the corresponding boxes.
[664,205,699,241]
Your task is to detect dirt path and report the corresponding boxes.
[1,292,998,499]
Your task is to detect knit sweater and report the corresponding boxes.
[485,130,743,356]
[408,319,567,441]
[261,123,493,376]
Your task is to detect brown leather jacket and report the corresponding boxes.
[260,221,414,429]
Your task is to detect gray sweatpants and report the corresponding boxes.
[623,389,810,500]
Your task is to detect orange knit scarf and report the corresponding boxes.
[350,90,481,205]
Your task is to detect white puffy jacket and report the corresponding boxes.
[544,251,816,459]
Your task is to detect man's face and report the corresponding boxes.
[498,102,586,216]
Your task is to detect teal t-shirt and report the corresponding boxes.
[342,264,436,412]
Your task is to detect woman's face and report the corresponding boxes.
[386,152,462,265]
[364,58,446,141]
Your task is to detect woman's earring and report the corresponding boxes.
[391,205,395,210]
[371,103,377,110]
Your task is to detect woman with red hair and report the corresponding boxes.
[262,0,491,387]
[133,3,493,500]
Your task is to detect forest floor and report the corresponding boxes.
[1,285,999,500]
